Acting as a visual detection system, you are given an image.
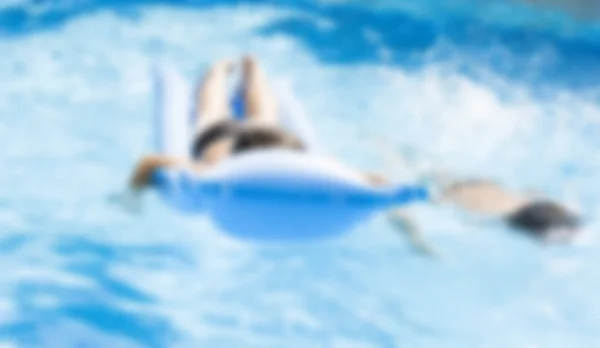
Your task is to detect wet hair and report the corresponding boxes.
[505,200,580,239]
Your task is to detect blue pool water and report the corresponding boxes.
[1,0,600,347]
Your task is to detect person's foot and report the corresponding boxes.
[242,55,259,77]
[213,58,236,75]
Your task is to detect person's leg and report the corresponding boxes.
[241,56,279,125]
[193,60,236,164]
[194,59,234,131]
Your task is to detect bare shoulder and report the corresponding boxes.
[439,178,528,216]
[443,178,502,192]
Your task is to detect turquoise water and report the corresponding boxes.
[1,0,600,347]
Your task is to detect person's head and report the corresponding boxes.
[505,200,581,243]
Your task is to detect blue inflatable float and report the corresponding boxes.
[151,65,428,241]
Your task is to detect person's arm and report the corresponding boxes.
[110,154,206,214]
[129,154,211,191]
[129,154,191,191]
[363,172,389,186]
[362,171,438,258]
[388,209,439,258]
[387,209,439,259]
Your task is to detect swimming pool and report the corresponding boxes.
[1,0,599,347]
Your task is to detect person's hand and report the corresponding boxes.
[130,155,161,190]
[108,155,158,216]
[364,172,389,186]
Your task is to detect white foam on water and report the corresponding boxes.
[1,4,599,348]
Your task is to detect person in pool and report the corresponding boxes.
[123,55,580,249]
[128,56,303,191]
[385,155,582,252]
[436,179,580,242]
[125,56,385,200]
